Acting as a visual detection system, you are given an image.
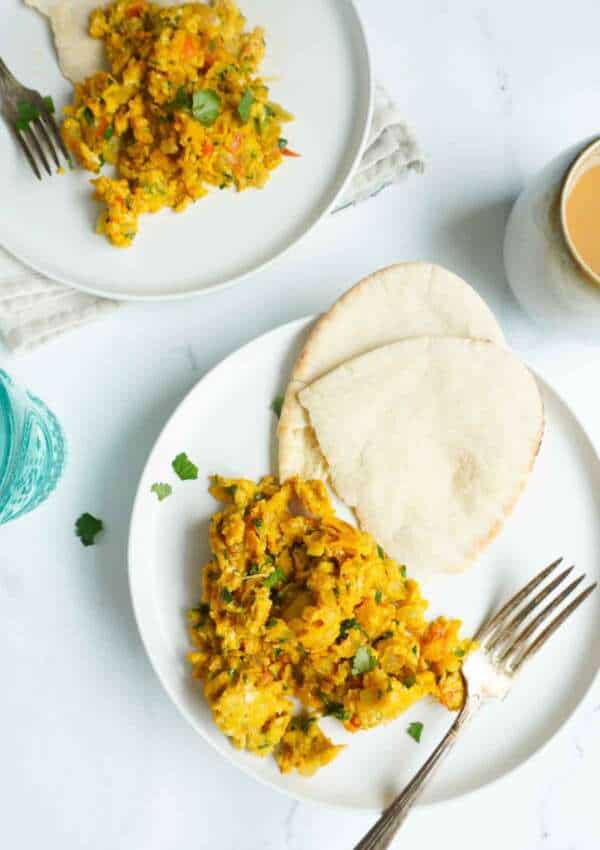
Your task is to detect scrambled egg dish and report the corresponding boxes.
[61,0,294,246]
[188,476,474,776]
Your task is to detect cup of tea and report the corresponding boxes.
[504,135,600,339]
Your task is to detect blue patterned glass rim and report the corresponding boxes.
[0,370,67,524]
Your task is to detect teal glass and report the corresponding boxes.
[0,370,66,524]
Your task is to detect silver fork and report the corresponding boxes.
[354,558,596,850]
[0,57,69,180]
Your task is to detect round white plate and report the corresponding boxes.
[128,317,600,810]
[0,2,371,300]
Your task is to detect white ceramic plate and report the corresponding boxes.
[128,317,600,810]
[0,1,371,300]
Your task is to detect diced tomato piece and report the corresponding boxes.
[202,142,214,156]
[96,117,108,139]
[182,34,196,61]
[126,2,145,18]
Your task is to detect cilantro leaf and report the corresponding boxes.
[403,673,416,688]
[454,648,465,658]
[172,452,198,480]
[150,482,172,501]
[407,721,424,743]
[221,588,233,604]
[263,567,286,589]
[103,125,114,141]
[400,565,407,577]
[42,95,55,114]
[338,618,360,640]
[238,88,253,123]
[83,106,95,125]
[374,589,383,604]
[253,517,263,530]
[377,545,385,559]
[278,137,287,150]
[271,395,284,418]
[75,513,104,547]
[290,714,317,733]
[15,101,40,131]
[319,692,350,721]
[351,645,377,676]
[169,86,191,110]
[192,90,221,126]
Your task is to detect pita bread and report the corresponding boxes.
[298,337,543,578]
[278,263,505,482]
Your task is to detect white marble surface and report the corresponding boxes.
[1,0,600,847]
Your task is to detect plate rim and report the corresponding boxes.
[0,0,373,302]
[128,316,600,812]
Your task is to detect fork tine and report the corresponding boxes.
[24,125,51,176]
[501,572,586,664]
[15,130,41,180]
[33,116,59,168]
[41,110,70,162]
[510,582,597,671]
[487,565,575,651]
[477,557,563,644]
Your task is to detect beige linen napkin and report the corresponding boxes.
[0,84,423,353]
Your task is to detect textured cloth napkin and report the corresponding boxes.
[0,84,424,354]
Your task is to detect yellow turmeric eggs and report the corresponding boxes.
[61,0,294,246]
[187,476,474,776]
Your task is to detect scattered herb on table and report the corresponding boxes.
[407,721,424,743]
[150,482,172,501]
[172,452,198,480]
[42,95,55,114]
[75,513,104,547]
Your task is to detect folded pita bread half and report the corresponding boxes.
[278,263,505,482]
[298,337,543,578]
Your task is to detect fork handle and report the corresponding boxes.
[353,696,480,850]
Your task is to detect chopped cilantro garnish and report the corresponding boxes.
[247,562,260,576]
[319,692,350,721]
[75,513,103,547]
[172,452,198,480]
[263,567,286,589]
[378,630,394,641]
[192,89,221,126]
[377,545,385,559]
[15,101,39,131]
[220,588,233,604]
[253,517,263,530]
[226,485,237,498]
[273,647,282,658]
[83,106,95,125]
[237,88,253,123]
[412,645,418,655]
[403,673,416,688]
[271,395,284,418]
[374,589,383,604]
[103,125,114,141]
[351,645,377,676]
[150,482,172,501]
[400,565,407,577]
[407,721,424,743]
[290,715,316,733]
[278,137,287,150]
[454,648,466,658]
[170,86,190,110]
[338,618,360,640]
[42,95,55,114]
[191,602,210,625]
